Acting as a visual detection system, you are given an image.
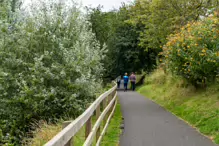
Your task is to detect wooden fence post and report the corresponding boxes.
[85,117,92,139]
[108,93,112,103]
[103,98,107,126]
[85,104,92,140]
[62,121,73,146]
[96,105,101,142]
[109,91,115,112]
[106,94,112,120]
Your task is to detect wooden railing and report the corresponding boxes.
[45,83,117,146]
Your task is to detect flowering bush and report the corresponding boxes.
[162,14,219,86]
[0,1,105,144]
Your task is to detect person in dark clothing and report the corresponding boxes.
[123,73,129,92]
[130,72,136,91]
[116,76,121,88]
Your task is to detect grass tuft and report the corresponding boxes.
[23,121,62,146]
[24,101,122,146]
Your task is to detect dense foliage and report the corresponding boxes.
[87,5,156,80]
[162,14,219,86]
[0,0,104,145]
[128,0,218,50]
[87,0,219,79]
[0,0,219,145]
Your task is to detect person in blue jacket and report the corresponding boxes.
[123,73,129,92]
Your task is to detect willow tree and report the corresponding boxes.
[0,0,105,144]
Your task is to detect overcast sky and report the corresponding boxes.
[78,0,132,11]
[23,0,132,11]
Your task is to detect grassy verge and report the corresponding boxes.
[25,101,122,146]
[101,103,122,146]
[137,69,219,144]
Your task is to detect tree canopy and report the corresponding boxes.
[87,0,218,79]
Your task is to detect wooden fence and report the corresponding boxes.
[45,83,117,146]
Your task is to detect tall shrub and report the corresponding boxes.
[0,1,105,144]
[162,14,219,86]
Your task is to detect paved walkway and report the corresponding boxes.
[118,91,217,146]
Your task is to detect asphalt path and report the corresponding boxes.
[118,91,217,146]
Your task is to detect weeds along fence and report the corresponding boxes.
[45,82,117,146]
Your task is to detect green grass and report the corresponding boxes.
[22,119,87,146]
[25,101,122,146]
[137,69,219,144]
[22,121,63,146]
[101,103,122,146]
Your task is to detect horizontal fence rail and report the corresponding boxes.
[45,82,117,146]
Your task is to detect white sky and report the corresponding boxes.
[23,0,133,11]
[78,0,132,11]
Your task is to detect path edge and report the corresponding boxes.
[136,91,217,145]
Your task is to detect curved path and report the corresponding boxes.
[118,91,217,146]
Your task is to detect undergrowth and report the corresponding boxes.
[25,99,122,146]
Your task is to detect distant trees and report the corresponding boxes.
[87,0,219,79]
[87,5,156,79]
[128,0,219,50]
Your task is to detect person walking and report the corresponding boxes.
[130,72,136,91]
[116,75,121,88]
[123,73,129,92]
